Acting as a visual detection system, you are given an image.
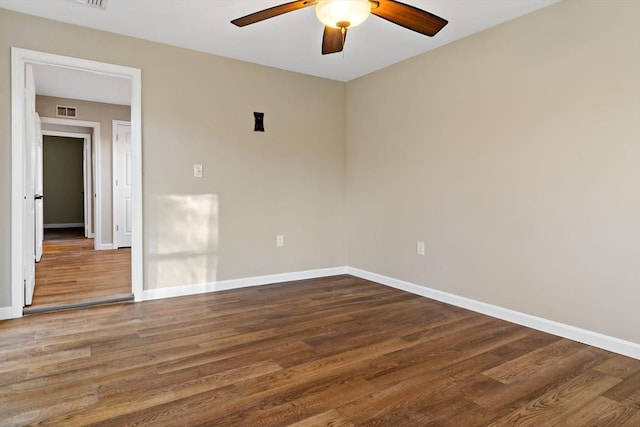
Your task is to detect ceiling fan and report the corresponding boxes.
[231,0,448,55]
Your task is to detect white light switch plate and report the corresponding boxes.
[193,164,203,178]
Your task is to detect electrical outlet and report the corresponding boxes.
[417,241,425,256]
[193,164,203,178]
[276,235,284,248]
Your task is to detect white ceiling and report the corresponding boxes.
[31,64,132,106]
[2,0,560,83]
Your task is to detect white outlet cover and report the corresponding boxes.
[193,164,203,178]
[417,241,425,256]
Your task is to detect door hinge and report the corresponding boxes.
[116,225,119,231]
[115,179,118,186]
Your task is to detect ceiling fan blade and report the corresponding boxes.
[322,26,346,55]
[231,1,317,27]
[371,0,448,37]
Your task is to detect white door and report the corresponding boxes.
[34,113,44,262]
[23,64,36,305]
[114,122,132,248]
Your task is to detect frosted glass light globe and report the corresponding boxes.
[316,0,371,29]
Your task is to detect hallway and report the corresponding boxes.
[29,232,132,313]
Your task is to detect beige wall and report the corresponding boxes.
[346,0,640,343]
[0,9,346,305]
[2,2,638,347]
[37,95,131,243]
[42,136,84,225]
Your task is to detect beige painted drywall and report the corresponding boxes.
[42,136,84,225]
[0,9,346,306]
[2,2,637,349]
[36,95,131,243]
[346,0,640,343]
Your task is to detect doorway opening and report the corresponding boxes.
[9,48,143,318]
[25,128,132,314]
[41,133,90,237]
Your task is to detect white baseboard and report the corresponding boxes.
[98,243,114,250]
[44,223,84,228]
[347,267,640,360]
[0,306,15,320]
[7,260,635,359]
[143,266,348,301]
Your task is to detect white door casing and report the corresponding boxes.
[113,121,132,248]
[23,64,36,306]
[35,113,44,262]
[83,137,93,238]
[41,120,100,247]
[10,48,143,318]
[41,131,93,238]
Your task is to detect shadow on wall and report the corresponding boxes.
[147,194,219,288]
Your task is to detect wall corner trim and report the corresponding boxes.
[142,266,349,301]
[347,267,640,360]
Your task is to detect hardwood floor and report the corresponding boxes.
[30,236,132,311]
[1,275,638,426]
[43,227,85,240]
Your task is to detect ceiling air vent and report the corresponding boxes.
[74,0,108,10]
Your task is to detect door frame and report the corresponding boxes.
[41,118,102,247]
[41,130,94,239]
[112,120,132,249]
[10,47,143,317]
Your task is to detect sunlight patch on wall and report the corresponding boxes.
[147,194,219,288]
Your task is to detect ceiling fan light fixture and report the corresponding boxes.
[315,0,371,29]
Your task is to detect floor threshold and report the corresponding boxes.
[23,293,134,315]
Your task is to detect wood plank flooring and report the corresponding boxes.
[1,275,639,426]
[30,236,131,310]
